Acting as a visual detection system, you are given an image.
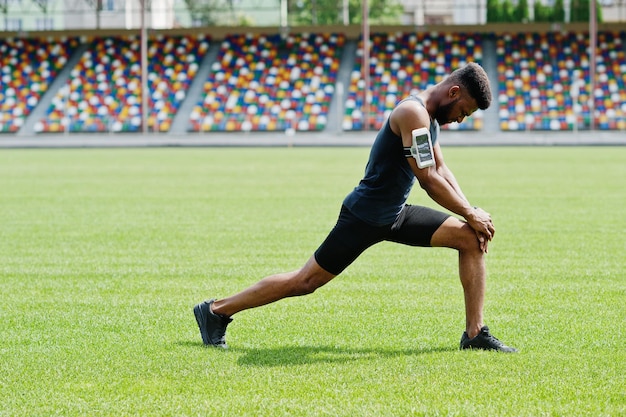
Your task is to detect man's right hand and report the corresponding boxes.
[467,207,495,253]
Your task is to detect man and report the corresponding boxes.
[194,62,517,352]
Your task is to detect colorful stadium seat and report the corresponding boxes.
[344,32,485,131]
[189,32,343,132]
[497,31,626,131]
[6,30,625,135]
[37,34,208,133]
[0,37,80,133]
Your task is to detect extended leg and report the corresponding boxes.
[194,256,336,347]
[211,255,336,317]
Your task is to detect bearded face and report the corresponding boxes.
[433,97,460,125]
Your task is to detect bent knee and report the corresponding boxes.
[431,218,482,253]
[456,228,483,253]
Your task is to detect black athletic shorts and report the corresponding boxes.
[314,204,450,275]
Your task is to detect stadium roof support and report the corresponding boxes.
[590,0,597,131]
[362,0,370,131]
[141,0,148,133]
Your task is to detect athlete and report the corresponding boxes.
[194,62,517,352]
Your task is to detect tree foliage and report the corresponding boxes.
[287,0,403,25]
[533,1,552,22]
[182,0,402,27]
[553,0,566,22]
[513,0,529,22]
[571,0,603,22]
[500,0,515,22]
[488,0,602,23]
[182,0,234,26]
[486,0,500,22]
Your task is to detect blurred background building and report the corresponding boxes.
[2,0,625,31]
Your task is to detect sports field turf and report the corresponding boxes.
[1,145,624,416]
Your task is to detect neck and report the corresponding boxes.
[417,88,437,122]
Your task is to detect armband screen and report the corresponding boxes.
[411,128,435,168]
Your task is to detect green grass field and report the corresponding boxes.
[1,146,624,416]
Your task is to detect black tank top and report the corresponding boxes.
[343,96,439,226]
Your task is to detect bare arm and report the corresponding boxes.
[430,142,494,252]
[433,143,469,203]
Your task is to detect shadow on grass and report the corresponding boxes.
[231,344,455,367]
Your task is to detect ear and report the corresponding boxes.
[448,85,461,99]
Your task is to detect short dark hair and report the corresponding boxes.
[447,62,492,110]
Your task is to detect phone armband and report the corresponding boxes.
[410,127,435,168]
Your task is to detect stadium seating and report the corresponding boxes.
[497,31,626,131]
[36,34,208,133]
[4,30,625,135]
[0,37,80,133]
[147,34,209,132]
[344,32,485,131]
[189,32,344,132]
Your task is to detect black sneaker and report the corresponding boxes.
[460,326,518,353]
[193,299,233,348]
